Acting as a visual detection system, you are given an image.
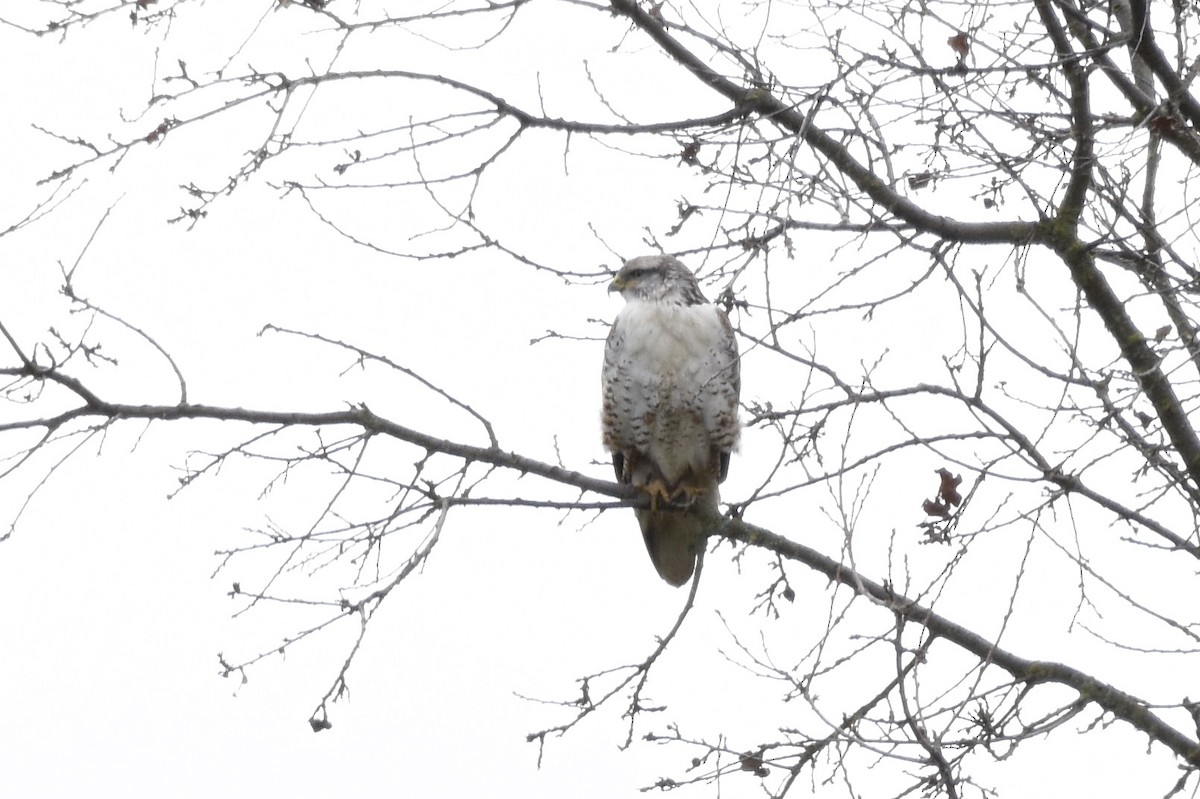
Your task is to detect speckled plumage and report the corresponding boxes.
[602,255,740,586]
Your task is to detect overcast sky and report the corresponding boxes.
[1,2,1195,798]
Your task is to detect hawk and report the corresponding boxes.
[602,255,740,585]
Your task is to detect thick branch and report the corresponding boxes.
[719,517,1200,769]
[5,386,1197,766]
[0,397,629,500]
[608,0,1038,245]
[1033,0,1094,222]
[1123,0,1200,129]
[1039,237,1200,490]
[20,394,1193,765]
[290,69,746,135]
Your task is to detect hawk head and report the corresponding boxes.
[608,255,708,306]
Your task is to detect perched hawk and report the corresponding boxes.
[602,255,740,585]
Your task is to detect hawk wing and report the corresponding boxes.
[602,300,740,585]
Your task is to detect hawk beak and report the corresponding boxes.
[608,276,624,293]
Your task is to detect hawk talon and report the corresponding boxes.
[641,479,674,511]
[637,481,706,511]
[668,485,706,509]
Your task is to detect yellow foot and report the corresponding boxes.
[669,485,705,509]
[641,479,673,511]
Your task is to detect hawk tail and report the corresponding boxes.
[636,487,719,587]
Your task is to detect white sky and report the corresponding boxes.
[1,2,1196,798]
